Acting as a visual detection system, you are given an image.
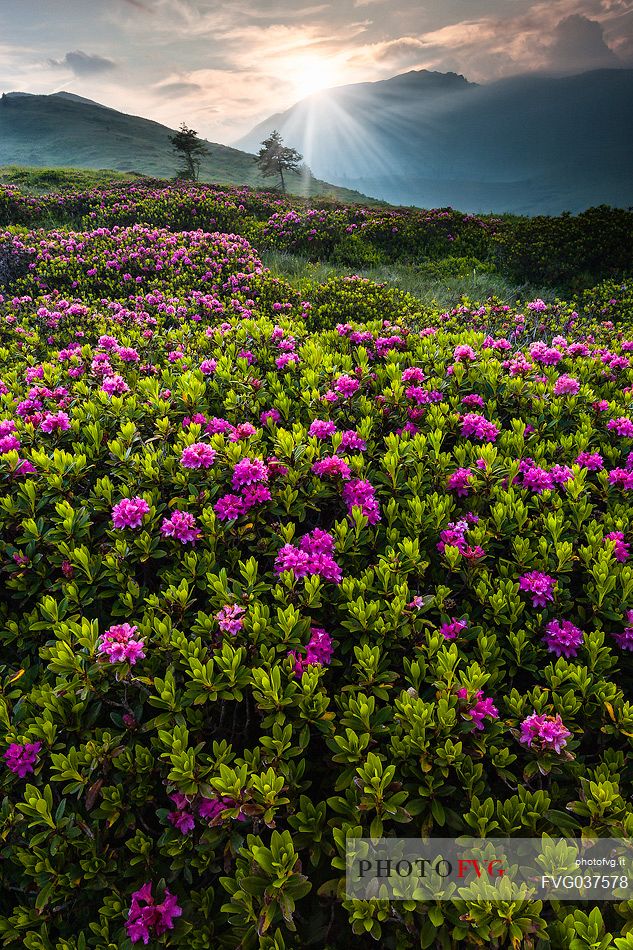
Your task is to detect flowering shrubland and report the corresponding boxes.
[0,185,632,948]
[2,181,632,289]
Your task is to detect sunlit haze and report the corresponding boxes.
[0,0,631,143]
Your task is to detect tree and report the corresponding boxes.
[255,130,302,194]
[169,122,209,182]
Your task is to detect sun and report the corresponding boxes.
[290,54,341,100]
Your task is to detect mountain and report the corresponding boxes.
[0,91,377,203]
[236,68,633,215]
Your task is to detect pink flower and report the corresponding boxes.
[167,793,196,835]
[125,882,182,945]
[553,375,580,396]
[440,618,468,640]
[3,741,42,777]
[454,344,477,362]
[231,457,268,489]
[0,435,20,453]
[461,394,485,408]
[612,610,633,651]
[576,452,603,470]
[447,468,473,496]
[260,409,281,425]
[289,627,333,678]
[460,413,499,443]
[519,571,556,608]
[605,531,630,562]
[457,689,499,730]
[342,478,381,524]
[229,423,257,441]
[160,510,201,544]
[275,529,342,584]
[543,619,584,657]
[101,374,129,395]
[519,712,571,753]
[338,430,367,452]
[112,497,150,530]
[312,456,351,480]
[97,623,145,665]
[309,419,337,439]
[40,411,70,433]
[216,604,245,635]
[608,417,633,437]
[402,367,425,383]
[200,359,217,374]
[181,443,216,469]
[334,374,360,397]
[214,493,245,520]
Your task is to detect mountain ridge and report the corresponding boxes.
[236,67,633,214]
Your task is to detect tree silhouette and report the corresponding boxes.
[169,123,209,182]
[255,130,302,194]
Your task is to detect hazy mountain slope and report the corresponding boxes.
[0,92,378,203]
[237,68,633,214]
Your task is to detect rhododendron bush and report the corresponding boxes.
[0,186,632,948]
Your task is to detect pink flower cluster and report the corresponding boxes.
[160,510,200,544]
[518,571,556,608]
[553,375,580,396]
[440,618,468,640]
[214,458,271,520]
[216,603,246,635]
[309,419,337,439]
[3,741,42,777]
[604,531,630,562]
[612,610,633,651]
[608,417,633,437]
[125,882,182,945]
[275,529,342,583]
[40,410,70,433]
[112,496,150,529]
[576,451,603,470]
[167,791,244,834]
[437,515,484,560]
[180,442,216,469]
[519,712,571,753]
[97,623,145,665]
[312,456,352,480]
[460,413,499,443]
[288,627,334,678]
[543,619,584,657]
[231,457,268,489]
[342,478,381,524]
[447,467,473,496]
[457,689,499,729]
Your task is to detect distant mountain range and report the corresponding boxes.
[0,91,375,204]
[236,68,633,215]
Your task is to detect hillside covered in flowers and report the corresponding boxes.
[0,180,632,948]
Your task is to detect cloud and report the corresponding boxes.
[48,50,117,76]
[547,14,621,70]
[153,80,203,97]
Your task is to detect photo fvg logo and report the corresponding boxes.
[346,838,633,902]
[357,857,506,880]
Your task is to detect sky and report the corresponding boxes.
[1,0,632,143]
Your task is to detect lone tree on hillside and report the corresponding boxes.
[255,130,302,194]
[169,122,209,182]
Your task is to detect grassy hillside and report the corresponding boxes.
[0,93,381,204]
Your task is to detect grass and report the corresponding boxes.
[0,165,142,193]
[260,249,562,310]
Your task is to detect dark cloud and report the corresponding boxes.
[48,50,117,76]
[547,14,621,71]
[155,80,202,96]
